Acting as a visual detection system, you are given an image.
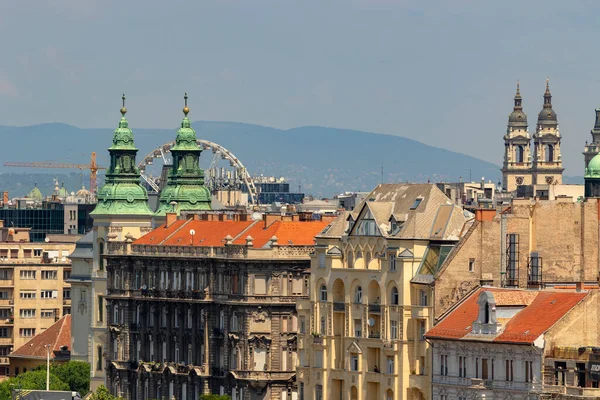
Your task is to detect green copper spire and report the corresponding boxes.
[91,95,153,216]
[155,93,211,216]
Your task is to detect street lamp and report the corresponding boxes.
[43,343,51,390]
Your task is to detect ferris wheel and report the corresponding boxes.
[137,140,258,204]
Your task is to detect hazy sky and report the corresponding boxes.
[0,0,599,176]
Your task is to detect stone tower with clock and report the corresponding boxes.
[502,82,533,192]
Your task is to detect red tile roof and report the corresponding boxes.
[134,218,329,248]
[233,220,330,247]
[10,314,71,359]
[426,288,587,344]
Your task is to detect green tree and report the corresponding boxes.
[0,370,69,398]
[88,385,124,400]
[199,395,232,400]
[50,361,91,395]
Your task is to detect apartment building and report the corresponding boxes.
[104,213,331,400]
[426,287,600,399]
[0,221,75,377]
[296,184,471,400]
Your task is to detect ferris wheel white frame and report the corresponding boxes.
[137,140,258,204]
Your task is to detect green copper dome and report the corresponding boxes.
[586,153,600,178]
[91,95,153,217]
[28,185,43,201]
[58,184,68,198]
[155,93,212,216]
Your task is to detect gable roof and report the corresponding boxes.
[10,315,71,360]
[425,288,587,344]
[347,184,468,241]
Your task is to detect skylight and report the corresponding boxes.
[410,198,423,210]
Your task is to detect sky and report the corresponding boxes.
[0,0,599,176]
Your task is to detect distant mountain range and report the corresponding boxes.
[0,121,578,198]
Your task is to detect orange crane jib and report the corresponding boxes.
[3,152,106,194]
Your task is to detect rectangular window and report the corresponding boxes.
[299,317,306,334]
[469,258,475,272]
[254,275,266,295]
[440,355,448,376]
[420,290,428,306]
[419,320,426,341]
[41,270,57,280]
[20,328,35,337]
[63,307,71,315]
[0,270,10,280]
[0,328,8,337]
[506,234,519,286]
[459,356,466,377]
[482,358,488,380]
[475,358,479,378]
[389,254,396,271]
[315,350,323,368]
[525,360,533,382]
[41,310,54,319]
[505,359,514,381]
[354,319,362,337]
[0,309,9,319]
[63,290,71,299]
[33,249,42,257]
[390,320,398,340]
[315,385,323,400]
[19,309,35,318]
[98,296,103,322]
[40,290,57,299]
[387,356,394,374]
[19,270,36,280]
[318,252,325,268]
[63,270,71,280]
[351,355,359,371]
[20,291,36,299]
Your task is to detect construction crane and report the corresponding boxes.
[4,152,106,194]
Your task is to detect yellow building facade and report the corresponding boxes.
[296,184,470,400]
[0,224,75,378]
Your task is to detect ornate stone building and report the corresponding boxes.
[104,213,331,400]
[296,184,471,400]
[502,80,564,192]
[583,108,600,170]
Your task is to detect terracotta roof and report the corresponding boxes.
[134,218,327,248]
[10,314,71,359]
[233,220,330,247]
[425,288,587,344]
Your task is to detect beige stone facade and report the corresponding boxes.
[296,184,470,400]
[433,198,600,321]
[0,224,75,378]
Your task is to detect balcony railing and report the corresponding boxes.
[368,304,381,313]
[230,370,296,382]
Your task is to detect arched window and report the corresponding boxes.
[545,144,554,162]
[232,313,238,331]
[391,287,399,305]
[354,286,362,303]
[516,145,524,163]
[320,285,327,302]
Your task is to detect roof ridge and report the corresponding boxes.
[53,314,69,350]
[232,220,260,242]
[160,219,193,245]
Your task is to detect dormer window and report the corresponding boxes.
[472,291,499,335]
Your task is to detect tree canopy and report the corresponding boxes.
[0,369,70,399]
[88,385,124,400]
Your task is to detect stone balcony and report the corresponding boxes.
[230,370,295,382]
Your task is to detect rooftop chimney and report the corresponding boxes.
[166,212,177,228]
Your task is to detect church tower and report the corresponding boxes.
[532,79,564,185]
[583,108,600,170]
[155,93,212,219]
[502,82,533,192]
[88,95,154,389]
